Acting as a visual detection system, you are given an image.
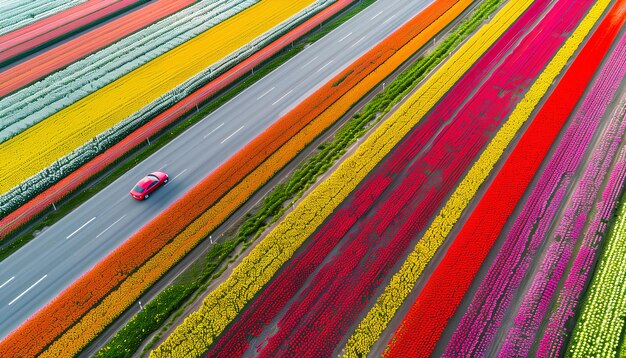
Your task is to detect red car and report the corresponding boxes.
[130,171,168,200]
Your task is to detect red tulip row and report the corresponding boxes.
[0,0,145,67]
[206,0,559,355]
[0,0,195,97]
[383,0,613,355]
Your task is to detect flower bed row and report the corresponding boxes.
[0,0,196,97]
[568,147,626,357]
[500,32,626,358]
[151,0,536,354]
[0,0,351,238]
[379,0,615,355]
[0,0,147,66]
[0,0,257,143]
[0,0,87,37]
[242,0,570,352]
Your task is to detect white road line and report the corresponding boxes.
[338,32,352,42]
[0,277,15,289]
[160,164,168,171]
[96,215,126,239]
[9,275,47,306]
[317,60,334,73]
[271,90,293,106]
[302,56,319,68]
[257,87,275,100]
[66,217,96,239]
[204,123,225,138]
[221,126,245,144]
[382,15,396,25]
[172,169,188,181]
[351,36,366,48]
[371,10,383,20]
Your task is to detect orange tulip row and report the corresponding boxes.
[0,0,464,356]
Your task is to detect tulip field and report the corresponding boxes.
[154,0,626,355]
[3,0,626,355]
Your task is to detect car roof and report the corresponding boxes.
[137,175,159,188]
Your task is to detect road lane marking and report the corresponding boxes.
[221,126,245,144]
[382,15,396,25]
[204,123,225,138]
[271,90,293,106]
[351,36,366,48]
[302,56,319,68]
[96,215,126,239]
[66,217,96,239]
[338,32,352,42]
[9,275,47,305]
[371,10,383,20]
[317,60,334,73]
[0,277,15,289]
[172,169,188,181]
[257,87,275,100]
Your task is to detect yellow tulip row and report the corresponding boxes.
[0,0,316,195]
[342,0,611,354]
[151,0,530,355]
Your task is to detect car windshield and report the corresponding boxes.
[147,175,160,181]
[133,185,145,193]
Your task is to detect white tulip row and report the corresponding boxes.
[0,0,87,37]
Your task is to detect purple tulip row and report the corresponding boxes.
[444,14,625,357]
[501,32,626,357]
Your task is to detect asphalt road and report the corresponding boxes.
[0,0,433,340]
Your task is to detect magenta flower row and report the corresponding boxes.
[501,32,626,357]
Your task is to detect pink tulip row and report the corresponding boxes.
[538,110,626,355]
[444,8,623,354]
[206,0,555,354]
[500,32,626,357]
